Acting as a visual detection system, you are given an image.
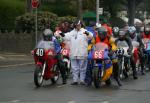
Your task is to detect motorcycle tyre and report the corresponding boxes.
[92,67,101,88]
[34,66,43,87]
[51,65,59,84]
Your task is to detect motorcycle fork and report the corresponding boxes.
[42,62,46,77]
[120,57,124,78]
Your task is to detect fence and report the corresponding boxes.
[0,31,42,53]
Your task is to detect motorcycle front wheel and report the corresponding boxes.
[34,66,43,87]
[92,67,101,88]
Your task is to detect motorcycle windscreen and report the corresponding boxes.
[93,42,109,59]
[116,40,129,48]
[116,41,129,56]
[36,41,55,50]
[132,41,139,48]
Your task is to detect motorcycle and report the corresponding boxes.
[116,41,131,79]
[60,43,71,78]
[142,38,150,70]
[88,42,113,88]
[132,41,140,72]
[31,47,59,87]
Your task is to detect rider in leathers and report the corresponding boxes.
[128,26,145,75]
[36,29,67,84]
[115,30,138,79]
[85,27,122,86]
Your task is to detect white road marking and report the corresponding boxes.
[11,100,21,103]
[0,62,34,68]
[101,101,109,103]
[0,56,5,59]
[68,100,76,103]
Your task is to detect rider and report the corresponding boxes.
[142,25,150,39]
[141,25,150,70]
[85,27,122,86]
[128,26,145,75]
[36,29,67,84]
[115,29,138,79]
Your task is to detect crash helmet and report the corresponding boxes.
[97,27,107,41]
[118,29,126,40]
[43,29,53,41]
[113,27,119,37]
[144,25,150,36]
[128,26,136,39]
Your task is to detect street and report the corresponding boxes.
[0,62,150,103]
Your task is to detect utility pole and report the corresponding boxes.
[96,0,99,23]
[77,0,83,20]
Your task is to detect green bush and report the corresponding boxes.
[15,11,58,33]
[0,0,25,31]
[57,16,77,24]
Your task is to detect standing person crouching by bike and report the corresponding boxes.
[36,29,67,84]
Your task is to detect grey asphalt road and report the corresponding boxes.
[0,63,150,103]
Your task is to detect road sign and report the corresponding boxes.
[98,8,103,15]
[32,0,39,8]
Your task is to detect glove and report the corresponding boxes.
[84,31,89,36]
[59,32,65,37]
[108,49,114,57]
[127,49,132,55]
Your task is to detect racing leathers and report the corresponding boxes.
[115,37,138,79]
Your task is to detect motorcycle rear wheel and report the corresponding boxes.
[105,78,111,86]
[34,66,43,87]
[51,65,59,84]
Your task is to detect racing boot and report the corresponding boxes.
[113,63,122,86]
[131,56,138,79]
[58,61,67,84]
[133,67,138,79]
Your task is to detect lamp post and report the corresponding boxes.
[32,0,39,45]
[96,0,99,23]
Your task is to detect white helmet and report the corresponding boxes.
[128,26,136,34]
[43,29,53,41]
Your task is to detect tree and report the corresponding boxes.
[77,0,83,20]
[26,0,32,12]
[127,0,136,26]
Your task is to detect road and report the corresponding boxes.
[0,53,150,103]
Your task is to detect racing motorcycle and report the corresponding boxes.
[61,43,71,78]
[31,47,59,87]
[116,41,131,79]
[88,42,113,88]
[132,41,140,72]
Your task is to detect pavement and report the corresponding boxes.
[0,52,34,68]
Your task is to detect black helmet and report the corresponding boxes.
[43,29,53,41]
[118,29,126,40]
[144,26,150,36]
[97,27,107,41]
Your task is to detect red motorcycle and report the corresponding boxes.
[60,43,71,78]
[31,48,59,87]
[132,41,140,70]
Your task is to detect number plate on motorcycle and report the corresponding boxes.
[36,48,44,56]
[93,50,104,59]
[61,49,69,56]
